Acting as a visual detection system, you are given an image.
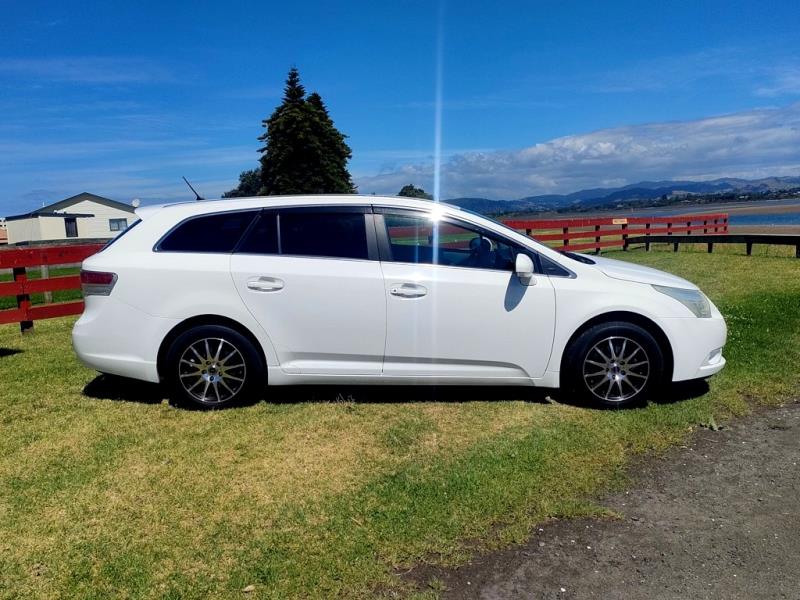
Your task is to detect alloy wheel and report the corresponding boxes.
[177,338,247,404]
[582,336,650,402]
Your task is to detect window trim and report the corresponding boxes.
[154,209,260,253]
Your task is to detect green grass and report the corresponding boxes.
[1,250,799,598]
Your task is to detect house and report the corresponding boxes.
[4,193,137,245]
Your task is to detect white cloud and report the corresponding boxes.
[355,103,800,199]
[0,57,173,84]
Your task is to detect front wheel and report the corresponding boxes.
[165,325,264,408]
[563,321,665,408]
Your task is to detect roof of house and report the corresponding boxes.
[43,192,136,214]
[4,192,135,221]
[4,211,95,222]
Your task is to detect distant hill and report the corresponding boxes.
[447,176,800,215]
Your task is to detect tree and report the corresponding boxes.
[398,184,432,200]
[222,169,261,198]
[225,67,355,197]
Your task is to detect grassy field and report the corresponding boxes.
[1,249,799,599]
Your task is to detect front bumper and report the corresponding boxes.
[660,315,728,381]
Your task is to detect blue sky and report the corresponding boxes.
[2,0,800,214]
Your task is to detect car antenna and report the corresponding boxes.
[182,176,204,201]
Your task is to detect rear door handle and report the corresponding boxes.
[246,276,284,292]
[390,282,427,298]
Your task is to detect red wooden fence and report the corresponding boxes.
[0,212,729,331]
[0,243,104,332]
[502,212,729,253]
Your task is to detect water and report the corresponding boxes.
[728,212,800,227]
[625,198,800,228]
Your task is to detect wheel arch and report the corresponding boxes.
[156,314,267,382]
[559,311,674,381]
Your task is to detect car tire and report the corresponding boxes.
[563,321,665,408]
[165,325,264,409]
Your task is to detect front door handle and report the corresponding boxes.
[390,282,427,298]
[246,276,284,292]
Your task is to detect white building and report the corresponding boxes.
[5,193,137,245]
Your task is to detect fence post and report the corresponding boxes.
[686,221,692,235]
[667,222,673,236]
[645,223,651,251]
[41,264,52,304]
[746,242,753,256]
[713,218,718,233]
[562,226,569,249]
[13,266,33,334]
[621,223,628,251]
[724,217,729,233]
[707,242,714,254]
[525,228,532,237]
[703,220,708,234]
[594,225,601,255]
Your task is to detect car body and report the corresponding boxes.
[72,195,727,408]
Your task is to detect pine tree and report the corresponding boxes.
[306,92,355,193]
[222,169,261,198]
[224,67,356,197]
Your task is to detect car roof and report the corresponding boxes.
[134,195,464,220]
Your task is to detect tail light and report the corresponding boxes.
[80,270,118,296]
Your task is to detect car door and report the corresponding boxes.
[230,206,386,375]
[376,208,556,380]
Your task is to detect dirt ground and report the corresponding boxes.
[408,401,800,599]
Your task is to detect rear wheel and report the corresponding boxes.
[563,321,665,408]
[165,325,263,408]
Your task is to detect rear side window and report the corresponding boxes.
[237,212,278,254]
[158,211,257,253]
[279,211,369,260]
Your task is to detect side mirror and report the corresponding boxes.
[515,253,535,285]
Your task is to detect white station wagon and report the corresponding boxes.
[73,195,727,408]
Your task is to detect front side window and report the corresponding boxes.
[279,211,369,260]
[109,218,128,232]
[158,211,258,253]
[382,212,519,271]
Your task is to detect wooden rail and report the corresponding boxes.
[625,234,800,257]
[0,243,104,332]
[502,213,729,253]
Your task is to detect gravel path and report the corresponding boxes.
[410,402,800,599]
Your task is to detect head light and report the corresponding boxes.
[652,285,712,318]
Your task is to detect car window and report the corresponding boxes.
[237,211,278,254]
[158,211,258,253]
[382,212,518,271]
[279,211,369,260]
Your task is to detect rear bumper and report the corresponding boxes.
[72,296,177,383]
